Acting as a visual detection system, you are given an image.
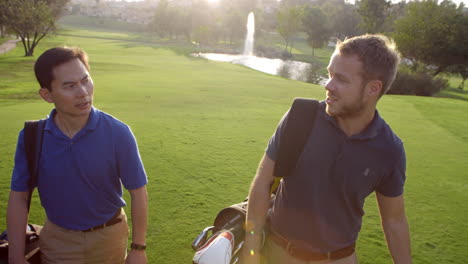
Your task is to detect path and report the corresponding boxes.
[0,39,20,54]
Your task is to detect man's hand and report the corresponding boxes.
[125,250,147,264]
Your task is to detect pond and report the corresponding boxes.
[194,53,327,85]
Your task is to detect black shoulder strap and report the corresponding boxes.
[24,119,46,212]
[274,98,320,179]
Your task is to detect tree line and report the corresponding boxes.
[0,0,466,91]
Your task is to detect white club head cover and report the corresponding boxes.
[193,230,234,264]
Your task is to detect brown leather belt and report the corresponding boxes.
[82,209,122,232]
[268,226,355,261]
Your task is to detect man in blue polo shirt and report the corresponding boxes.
[243,35,412,263]
[7,47,148,264]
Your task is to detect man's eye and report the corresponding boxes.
[337,76,346,82]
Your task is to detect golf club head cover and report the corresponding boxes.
[193,230,234,264]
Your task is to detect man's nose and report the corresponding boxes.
[76,83,89,96]
[324,78,334,91]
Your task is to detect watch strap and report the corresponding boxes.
[130,242,146,251]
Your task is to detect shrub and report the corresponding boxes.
[387,70,448,96]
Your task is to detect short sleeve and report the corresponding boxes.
[11,129,32,192]
[115,126,148,190]
[376,143,406,197]
[265,110,290,161]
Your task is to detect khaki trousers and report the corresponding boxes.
[263,236,358,264]
[39,209,129,264]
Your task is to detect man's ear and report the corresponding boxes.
[39,88,53,103]
[366,80,383,97]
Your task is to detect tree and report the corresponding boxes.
[321,1,362,39]
[358,0,390,33]
[302,6,330,56]
[192,25,213,49]
[447,65,467,90]
[217,0,253,45]
[281,0,310,6]
[383,1,407,33]
[191,0,216,43]
[0,2,5,38]
[393,0,468,76]
[148,0,170,38]
[277,5,304,54]
[171,9,191,41]
[0,0,69,56]
[224,10,245,45]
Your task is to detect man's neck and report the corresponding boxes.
[336,107,376,137]
[54,111,90,139]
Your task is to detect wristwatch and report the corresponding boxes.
[130,242,147,251]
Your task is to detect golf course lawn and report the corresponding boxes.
[0,28,467,264]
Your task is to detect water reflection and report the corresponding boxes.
[194,53,326,85]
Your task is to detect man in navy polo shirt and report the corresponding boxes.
[243,35,412,263]
[7,47,148,264]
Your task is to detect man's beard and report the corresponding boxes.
[326,86,366,118]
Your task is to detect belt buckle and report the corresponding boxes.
[327,251,331,260]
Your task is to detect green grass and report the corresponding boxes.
[0,26,467,264]
[434,74,468,101]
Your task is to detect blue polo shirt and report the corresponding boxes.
[11,107,148,230]
[267,101,406,253]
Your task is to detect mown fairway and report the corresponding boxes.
[0,25,467,264]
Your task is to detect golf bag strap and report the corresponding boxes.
[24,119,46,212]
[271,98,319,193]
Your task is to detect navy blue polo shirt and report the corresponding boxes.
[11,107,148,230]
[266,101,406,253]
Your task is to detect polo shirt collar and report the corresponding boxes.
[321,103,383,140]
[351,110,383,140]
[44,107,100,133]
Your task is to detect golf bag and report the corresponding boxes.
[192,201,248,264]
[192,98,319,264]
[0,120,45,264]
[0,224,42,264]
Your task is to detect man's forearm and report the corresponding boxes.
[244,179,271,251]
[129,186,148,245]
[244,155,276,252]
[7,191,29,263]
[383,218,412,264]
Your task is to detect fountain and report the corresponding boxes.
[243,12,255,56]
[195,12,325,84]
